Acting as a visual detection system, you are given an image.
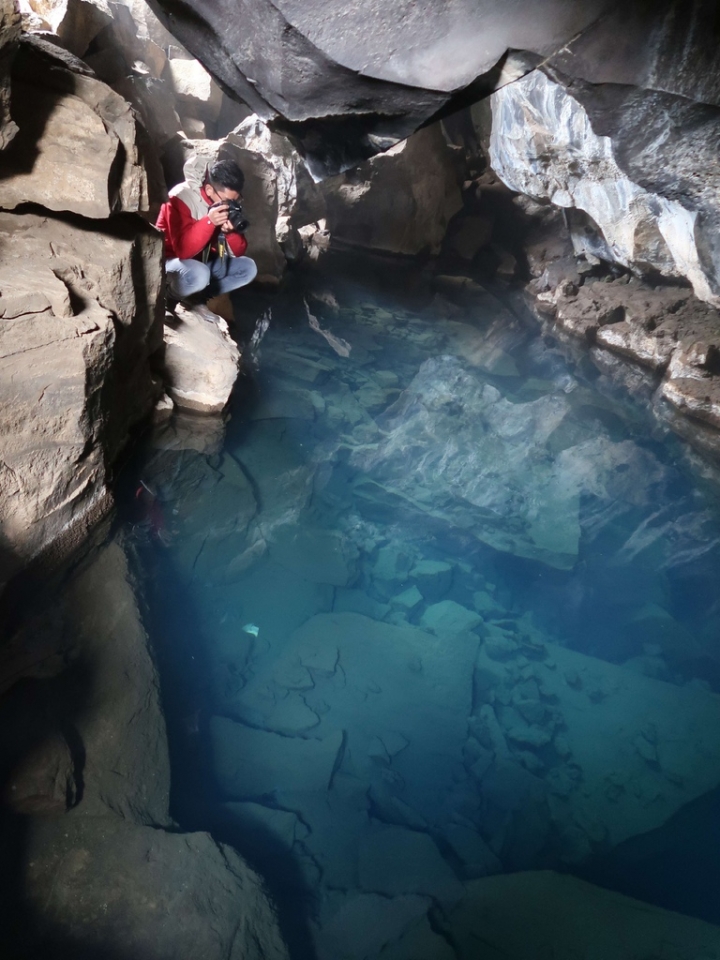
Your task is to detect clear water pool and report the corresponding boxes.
[120,254,720,958]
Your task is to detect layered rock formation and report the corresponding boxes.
[0,32,168,586]
[0,541,288,959]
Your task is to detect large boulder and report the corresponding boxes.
[142,0,621,175]
[321,122,462,256]
[0,210,163,585]
[163,304,240,414]
[490,68,720,307]
[0,34,162,217]
[21,815,289,960]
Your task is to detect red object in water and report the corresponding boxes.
[134,483,166,541]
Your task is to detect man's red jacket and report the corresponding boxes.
[156,183,248,261]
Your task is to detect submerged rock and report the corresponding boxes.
[447,872,720,960]
[353,355,668,569]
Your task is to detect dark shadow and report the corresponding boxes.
[578,786,720,925]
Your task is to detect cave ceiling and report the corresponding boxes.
[142,0,720,175]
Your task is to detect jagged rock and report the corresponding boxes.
[21,815,289,960]
[409,559,453,601]
[0,0,20,149]
[321,123,462,256]
[490,68,720,307]
[0,35,161,217]
[168,54,222,124]
[447,872,720,960]
[0,210,163,585]
[162,304,240,414]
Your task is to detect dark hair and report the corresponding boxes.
[207,159,245,193]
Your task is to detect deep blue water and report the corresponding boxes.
[120,255,720,958]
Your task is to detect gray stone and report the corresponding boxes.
[410,559,453,601]
[1,35,160,217]
[0,211,163,586]
[321,123,462,256]
[209,716,344,800]
[448,872,720,960]
[358,822,463,904]
[420,600,483,636]
[143,0,620,175]
[24,815,288,960]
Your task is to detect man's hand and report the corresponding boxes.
[208,203,229,227]
[220,221,235,234]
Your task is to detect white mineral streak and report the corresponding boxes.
[490,70,719,306]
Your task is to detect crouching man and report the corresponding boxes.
[155,157,257,309]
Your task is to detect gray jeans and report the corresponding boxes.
[166,255,258,299]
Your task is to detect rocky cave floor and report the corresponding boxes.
[106,254,720,959]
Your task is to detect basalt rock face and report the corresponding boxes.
[0,26,167,587]
[0,0,19,149]
[0,210,163,586]
[144,0,619,176]
[490,68,720,308]
[1,34,163,217]
[321,123,463,257]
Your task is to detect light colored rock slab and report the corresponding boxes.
[358,822,463,904]
[163,304,239,413]
[448,872,720,960]
[209,716,343,800]
[317,892,431,960]
[420,600,483,635]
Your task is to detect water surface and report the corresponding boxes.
[121,255,720,958]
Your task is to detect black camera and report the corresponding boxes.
[210,199,249,233]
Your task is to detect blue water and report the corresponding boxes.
[122,255,720,958]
